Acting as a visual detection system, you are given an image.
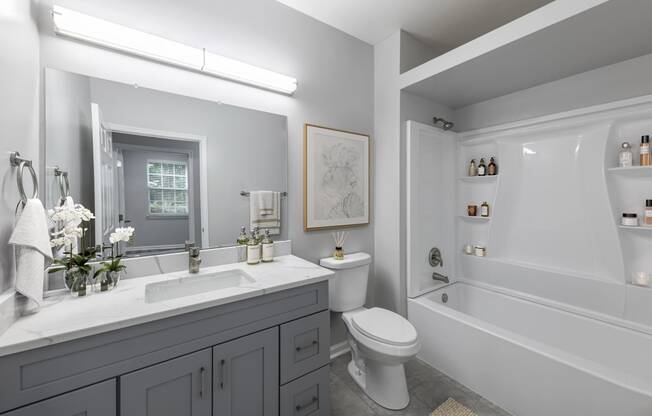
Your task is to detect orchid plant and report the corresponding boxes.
[47,203,96,274]
[95,227,135,277]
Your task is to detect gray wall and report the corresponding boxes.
[113,133,201,248]
[400,32,439,74]
[454,51,652,131]
[44,68,93,211]
[118,146,190,248]
[89,78,289,246]
[0,1,40,294]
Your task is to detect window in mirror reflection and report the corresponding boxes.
[147,160,189,216]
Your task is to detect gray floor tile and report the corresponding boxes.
[329,372,376,416]
[330,353,511,416]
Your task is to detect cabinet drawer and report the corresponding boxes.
[280,311,330,383]
[280,365,330,416]
[2,379,116,416]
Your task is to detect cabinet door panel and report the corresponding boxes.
[120,349,211,416]
[2,379,116,416]
[213,327,279,416]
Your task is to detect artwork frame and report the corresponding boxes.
[304,124,370,231]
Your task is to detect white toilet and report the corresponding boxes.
[320,252,420,410]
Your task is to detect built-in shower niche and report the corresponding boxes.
[462,123,623,286]
[606,117,652,288]
[456,141,498,255]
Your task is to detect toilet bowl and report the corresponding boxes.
[320,253,420,410]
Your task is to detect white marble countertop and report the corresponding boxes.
[0,255,333,357]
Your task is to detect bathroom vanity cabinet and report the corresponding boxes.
[0,281,331,416]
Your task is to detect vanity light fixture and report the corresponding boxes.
[52,5,298,95]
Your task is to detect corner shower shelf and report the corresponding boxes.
[607,166,652,175]
[618,225,652,232]
[457,175,498,183]
[458,216,490,222]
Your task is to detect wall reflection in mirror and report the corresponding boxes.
[45,68,288,259]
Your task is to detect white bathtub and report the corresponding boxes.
[407,282,652,416]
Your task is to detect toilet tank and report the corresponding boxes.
[320,252,372,312]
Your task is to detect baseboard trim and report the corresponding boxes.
[329,340,350,360]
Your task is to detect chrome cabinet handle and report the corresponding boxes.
[218,359,225,390]
[295,396,318,412]
[200,366,206,399]
[295,340,318,352]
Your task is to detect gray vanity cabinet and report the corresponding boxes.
[120,348,212,416]
[2,379,116,416]
[212,327,279,416]
[0,282,330,416]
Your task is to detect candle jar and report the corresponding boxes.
[474,246,487,257]
[467,205,478,216]
[631,272,652,287]
[621,213,639,227]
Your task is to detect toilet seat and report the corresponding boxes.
[351,307,418,346]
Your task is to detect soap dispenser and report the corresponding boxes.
[261,229,274,262]
[246,229,261,265]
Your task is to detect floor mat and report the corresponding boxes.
[431,398,477,416]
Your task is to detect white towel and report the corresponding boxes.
[9,199,53,311]
[250,191,280,235]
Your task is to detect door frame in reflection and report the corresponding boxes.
[105,122,210,248]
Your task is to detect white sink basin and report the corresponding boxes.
[145,269,256,303]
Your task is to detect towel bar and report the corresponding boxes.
[240,190,287,197]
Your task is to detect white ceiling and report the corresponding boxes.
[276,0,553,53]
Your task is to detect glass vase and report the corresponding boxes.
[97,270,123,292]
[64,267,90,297]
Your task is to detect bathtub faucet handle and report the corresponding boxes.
[429,247,443,267]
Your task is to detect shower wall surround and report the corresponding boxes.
[454,95,652,328]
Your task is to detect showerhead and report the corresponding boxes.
[433,116,454,131]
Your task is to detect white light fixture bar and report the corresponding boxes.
[52,5,298,95]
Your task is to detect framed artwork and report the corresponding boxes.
[304,124,370,231]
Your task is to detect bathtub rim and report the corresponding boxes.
[411,278,652,338]
[408,281,652,398]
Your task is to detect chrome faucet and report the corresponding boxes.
[432,272,449,284]
[187,244,201,274]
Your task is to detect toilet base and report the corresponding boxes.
[347,358,410,410]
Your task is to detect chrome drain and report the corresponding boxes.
[441,293,448,303]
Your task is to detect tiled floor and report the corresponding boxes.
[330,353,511,416]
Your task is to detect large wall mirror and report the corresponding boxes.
[44,68,288,258]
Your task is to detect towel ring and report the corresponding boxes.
[10,152,39,205]
[55,167,70,203]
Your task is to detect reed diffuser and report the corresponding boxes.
[332,231,348,260]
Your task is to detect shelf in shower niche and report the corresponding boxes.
[618,225,652,232]
[457,175,498,183]
[458,216,490,222]
[607,166,652,175]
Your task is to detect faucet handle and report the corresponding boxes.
[189,246,201,257]
[185,241,196,251]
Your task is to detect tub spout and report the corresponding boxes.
[432,272,449,283]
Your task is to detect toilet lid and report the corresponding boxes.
[351,308,418,346]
